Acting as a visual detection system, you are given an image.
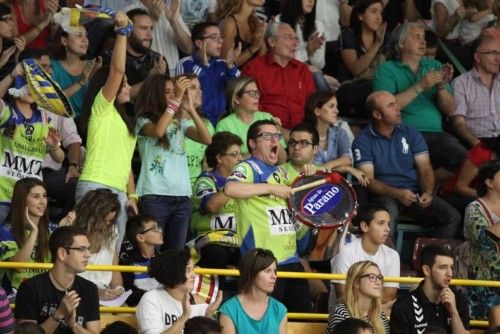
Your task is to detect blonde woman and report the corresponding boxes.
[325,261,389,334]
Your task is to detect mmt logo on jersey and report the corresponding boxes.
[266,207,294,234]
[0,150,43,180]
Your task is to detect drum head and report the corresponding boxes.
[288,171,358,229]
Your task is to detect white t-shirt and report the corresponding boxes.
[316,0,341,42]
[136,288,208,334]
[431,0,461,40]
[330,238,400,288]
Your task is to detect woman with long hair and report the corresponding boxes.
[76,11,137,250]
[325,261,389,334]
[216,76,287,162]
[463,160,500,319]
[219,248,287,334]
[50,22,99,120]
[0,178,55,290]
[336,0,386,118]
[303,90,368,186]
[218,0,266,68]
[73,188,124,301]
[136,249,222,334]
[134,73,211,251]
[190,131,243,271]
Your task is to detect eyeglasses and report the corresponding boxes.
[139,225,163,234]
[288,139,314,148]
[242,90,261,98]
[256,132,283,141]
[476,50,500,56]
[360,273,384,283]
[65,246,91,253]
[202,34,224,42]
[223,151,242,158]
[278,34,299,42]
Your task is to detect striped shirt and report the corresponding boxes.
[0,288,14,334]
[325,302,390,334]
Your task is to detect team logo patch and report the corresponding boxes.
[272,173,281,183]
[300,185,343,216]
[230,165,247,180]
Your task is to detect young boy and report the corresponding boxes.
[175,21,241,126]
[119,215,164,306]
[330,203,400,305]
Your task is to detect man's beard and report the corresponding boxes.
[128,34,151,55]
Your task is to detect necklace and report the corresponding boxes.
[319,136,327,141]
[49,271,74,292]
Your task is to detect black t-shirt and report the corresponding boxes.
[390,281,470,334]
[14,272,100,334]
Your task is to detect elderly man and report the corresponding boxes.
[353,91,461,240]
[373,22,467,174]
[452,33,500,148]
[242,22,316,130]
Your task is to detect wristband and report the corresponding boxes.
[165,100,180,115]
[114,23,133,37]
[128,193,139,201]
[414,84,423,95]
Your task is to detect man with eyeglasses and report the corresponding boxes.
[451,33,500,148]
[225,119,312,313]
[242,21,316,130]
[280,123,320,182]
[15,226,100,334]
[390,244,470,334]
[176,21,241,126]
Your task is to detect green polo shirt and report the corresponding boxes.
[373,58,452,132]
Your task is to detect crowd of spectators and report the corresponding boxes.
[0,0,499,333]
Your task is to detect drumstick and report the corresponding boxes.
[291,172,342,194]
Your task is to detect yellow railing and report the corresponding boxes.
[1,262,494,327]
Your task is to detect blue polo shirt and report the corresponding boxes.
[373,58,452,132]
[352,123,428,191]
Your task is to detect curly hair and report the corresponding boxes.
[149,249,191,288]
[9,178,50,262]
[73,189,120,253]
[205,131,243,169]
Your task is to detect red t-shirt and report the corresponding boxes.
[242,53,315,129]
[442,142,493,193]
[13,1,49,49]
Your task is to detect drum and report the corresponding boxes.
[288,171,358,230]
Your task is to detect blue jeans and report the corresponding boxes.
[372,195,462,240]
[75,180,128,252]
[139,195,191,251]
